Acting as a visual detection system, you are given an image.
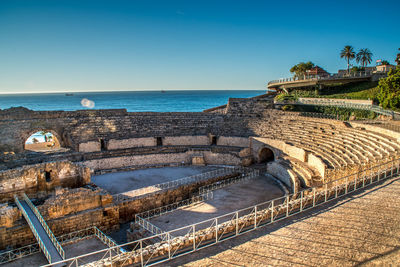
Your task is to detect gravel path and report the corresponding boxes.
[163,176,400,266]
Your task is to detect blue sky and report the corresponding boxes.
[0,0,399,93]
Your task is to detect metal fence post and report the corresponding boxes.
[335,181,338,198]
[168,233,171,259]
[354,174,357,191]
[378,168,381,181]
[362,172,365,188]
[313,188,316,207]
[370,168,373,184]
[236,211,239,235]
[215,218,218,243]
[324,184,328,202]
[140,240,144,267]
[300,191,304,212]
[254,206,257,228]
[286,195,290,217]
[271,201,274,223]
[391,161,394,177]
[192,225,196,251]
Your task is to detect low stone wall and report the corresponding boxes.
[107,137,156,150]
[79,141,101,152]
[226,97,274,114]
[0,161,91,202]
[163,136,209,146]
[217,136,249,147]
[81,151,242,171]
[267,161,300,193]
[307,153,326,179]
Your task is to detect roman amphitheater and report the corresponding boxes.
[1,93,400,266]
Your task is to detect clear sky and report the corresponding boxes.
[0,0,399,93]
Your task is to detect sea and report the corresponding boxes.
[0,90,265,112]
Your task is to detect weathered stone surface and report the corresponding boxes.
[0,161,90,202]
[0,203,20,228]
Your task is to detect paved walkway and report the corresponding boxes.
[165,176,400,266]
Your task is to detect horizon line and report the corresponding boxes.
[0,88,267,95]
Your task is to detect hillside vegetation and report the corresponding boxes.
[276,81,379,102]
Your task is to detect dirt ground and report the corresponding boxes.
[161,176,400,267]
[149,175,285,233]
[92,166,219,194]
[3,237,108,267]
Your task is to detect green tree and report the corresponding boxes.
[377,67,400,111]
[381,60,390,65]
[340,45,355,74]
[290,61,315,79]
[396,48,400,66]
[356,48,373,67]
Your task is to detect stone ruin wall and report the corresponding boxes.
[0,94,276,154]
[81,150,243,171]
[0,161,90,202]
[0,186,118,250]
[0,108,258,154]
[226,97,274,114]
[0,170,242,250]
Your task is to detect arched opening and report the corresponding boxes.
[24,131,61,152]
[258,147,274,163]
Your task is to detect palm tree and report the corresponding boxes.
[340,45,355,74]
[356,48,373,67]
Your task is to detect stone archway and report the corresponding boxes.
[23,129,64,152]
[258,147,274,163]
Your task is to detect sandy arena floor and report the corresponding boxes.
[162,176,400,267]
[149,175,285,233]
[3,237,108,267]
[92,166,219,194]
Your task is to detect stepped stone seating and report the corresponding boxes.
[280,156,323,188]
[281,127,360,165]
[253,116,400,173]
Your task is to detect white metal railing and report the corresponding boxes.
[135,191,214,240]
[0,226,121,264]
[22,193,65,260]
[113,166,247,202]
[136,191,214,222]
[198,169,260,194]
[0,243,40,264]
[276,97,399,118]
[135,216,168,240]
[296,98,396,117]
[268,71,373,85]
[41,158,400,267]
[14,196,52,264]
[93,226,126,254]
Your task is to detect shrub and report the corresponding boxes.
[377,67,400,111]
